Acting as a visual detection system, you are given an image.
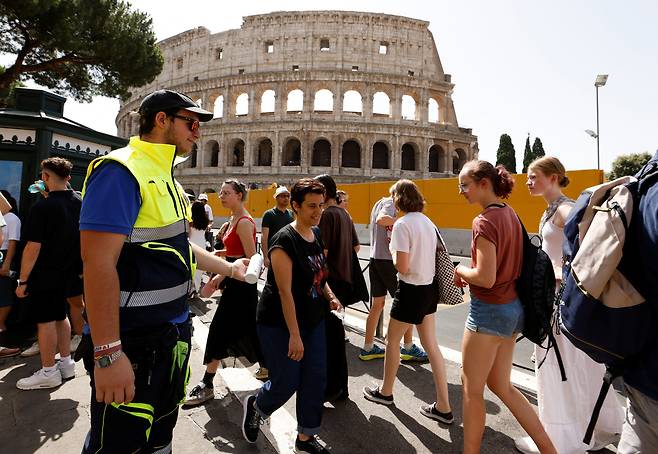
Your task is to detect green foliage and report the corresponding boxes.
[0,0,163,104]
[522,135,532,173]
[496,133,517,173]
[608,152,652,180]
[532,137,545,160]
[0,65,25,107]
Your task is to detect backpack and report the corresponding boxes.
[559,161,658,443]
[515,216,566,381]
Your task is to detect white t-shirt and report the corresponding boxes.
[204,204,214,223]
[389,212,437,285]
[1,212,20,250]
[189,226,206,249]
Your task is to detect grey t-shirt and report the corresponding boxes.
[369,197,395,260]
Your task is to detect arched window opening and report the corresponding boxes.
[230,139,245,166]
[428,98,440,123]
[372,92,391,116]
[401,143,416,170]
[235,93,249,116]
[341,140,361,168]
[256,139,273,166]
[372,142,390,169]
[287,89,304,112]
[312,139,332,166]
[283,138,301,166]
[260,90,275,114]
[343,90,362,113]
[213,95,224,118]
[313,89,334,112]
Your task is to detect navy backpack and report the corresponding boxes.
[559,160,658,443]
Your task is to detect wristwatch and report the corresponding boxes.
[94,349,123,368]
[16,279,28,286]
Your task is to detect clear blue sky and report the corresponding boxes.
[5,0,658,171]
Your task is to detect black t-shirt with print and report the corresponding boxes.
[257,224,329,330]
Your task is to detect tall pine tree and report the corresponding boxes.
[496,134,517,173]
[522,135,533,173]
[532,137,546,162]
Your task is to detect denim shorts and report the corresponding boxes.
[465,296,524,337]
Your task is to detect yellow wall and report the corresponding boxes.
[207,170,603,232]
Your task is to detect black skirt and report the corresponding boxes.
[203,275,261,365]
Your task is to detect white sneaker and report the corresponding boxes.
[16,368,62,390]
[57,360,76,380]
[514,436,539,454]
[20,341,40,357]
[70,335,82,353]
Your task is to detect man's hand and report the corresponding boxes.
[94,353,135,404]
[15,284,28,298]
[329,298,343,312]
[288,333,304,361]
[230,258,249,281]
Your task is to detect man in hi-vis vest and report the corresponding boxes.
[79,90,248,453]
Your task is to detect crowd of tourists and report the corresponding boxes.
[1,88,656,454]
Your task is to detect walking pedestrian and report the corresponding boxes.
[514,156,624,453]
[15,158,79,389]
[242,178,339,453]
[363,180,452,424]
[189,201,210,292]
[360,192,427,362]
[261,186,294,269]
[185,179,265,406]
[454,160,556,454]
[0,190,21,357]
[79,89,248,453]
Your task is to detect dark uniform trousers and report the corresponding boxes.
[81,321,191,453]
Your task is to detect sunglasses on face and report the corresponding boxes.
[170,114,200,132]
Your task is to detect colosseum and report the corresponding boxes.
[116,10,478,194]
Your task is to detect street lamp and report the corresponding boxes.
[593,74,608,170]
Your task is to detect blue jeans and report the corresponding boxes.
[465,296,524,337]
[255,320,327,436]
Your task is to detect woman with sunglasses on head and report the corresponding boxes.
[242,178,340,453]
[455,160,556,454]
[185,179,265,406]
[514,157,623,454]
[363,179,453,424]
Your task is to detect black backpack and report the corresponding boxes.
[516,216,566,381]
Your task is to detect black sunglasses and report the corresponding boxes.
[170,114,200,132]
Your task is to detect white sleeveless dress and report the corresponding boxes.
[534,214,624,453]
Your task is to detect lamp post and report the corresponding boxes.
[594,74,608,170]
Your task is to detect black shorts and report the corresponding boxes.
[65,273,83,298]
[28,285,68,323]
[390,280,438,325]
[369,258,398,298]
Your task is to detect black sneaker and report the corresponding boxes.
[295,435,331,453]
[241,394,263,443]
[362,385,394,406]
[419,402,454,424]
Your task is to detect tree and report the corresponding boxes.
[0,65,25,107]
[496,133,517,173]
[0,0,163,105]
[522,135,532,173]
[608,152,652,180]
[532,137,546,161]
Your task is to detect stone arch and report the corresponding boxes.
[401,142,418,171]
[204,140,220,167]
[372,91,391,116]
[260,89,275,114]
[228,138,245,166]
[428,98,440,123]
[189,143,198,168]
[235,93,249,116]
[453,148,467,173]
[287,89,304,112]
[428,144,446,172]
[372,141,390,169]
[343,90,362,113]
[283,137,301,166]
[314,89,334,112]
[341,139,361,168]
[401,95,418,121]
[312,138,332,167]
[255,138,273,166]
[213,95,224,118]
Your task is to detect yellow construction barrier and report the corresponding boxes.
[206,170,603,231]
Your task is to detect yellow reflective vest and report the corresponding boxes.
[82,136,195,330]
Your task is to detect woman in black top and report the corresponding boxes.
[241,178,342,454]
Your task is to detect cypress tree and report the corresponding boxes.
[532,137,546,161]
[522,135,533,173]
[496,133,517,173]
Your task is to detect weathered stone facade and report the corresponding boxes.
[116,10,478,194]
